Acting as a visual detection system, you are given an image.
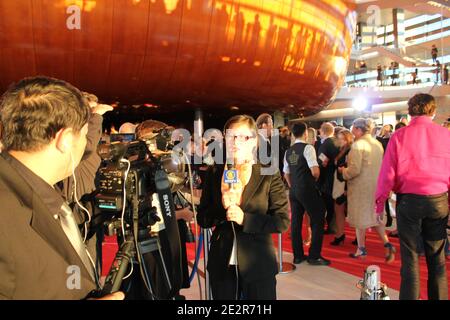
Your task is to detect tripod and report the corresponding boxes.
[97,164,181,299]
[101,187,173,300]
[101,227,173,300]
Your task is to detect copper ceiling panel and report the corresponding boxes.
[0,0,357,116]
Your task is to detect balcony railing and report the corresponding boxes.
[345,65,447,87]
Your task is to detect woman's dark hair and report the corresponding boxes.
[0,76,90,152]
[408,93,436,116]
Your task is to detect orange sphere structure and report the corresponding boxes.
[0,0,356,116]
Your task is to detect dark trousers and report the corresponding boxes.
[396,192,449,300]
[385,200,393,227]
[289,187,326,259]
[322,192,335,230]
[210,267,277,300]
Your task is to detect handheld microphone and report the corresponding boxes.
[223,158,240,300]
[224,157,238,190]
[223,159,239,210]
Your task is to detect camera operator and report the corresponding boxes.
[0,76,122,299]
[56,92,113,276]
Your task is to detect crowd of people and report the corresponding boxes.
[351,45,450,87]
[278,95,450,300]
[281,118,395,265]
[0,76,448,301]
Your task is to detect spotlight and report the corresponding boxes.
[352,96,368,111]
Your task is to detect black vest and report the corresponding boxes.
[285,142,316,189]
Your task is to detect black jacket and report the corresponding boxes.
[317,137,340,195]
[257,134,272,163]
[197,164,289,283]
[376,136,390,153]
[278,136,291,173]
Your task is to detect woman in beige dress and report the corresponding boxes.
[338,118,395,263]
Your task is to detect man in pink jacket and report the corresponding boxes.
[375,93,450,300]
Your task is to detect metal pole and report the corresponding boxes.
[194,108,211,300]
[203,229,212,299]
[277,233,296,274]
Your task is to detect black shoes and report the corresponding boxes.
[384,243,396,264]
[293,255,308,264]
[349,247,367,259]
[330,234,345,246]
[307,257,331,266]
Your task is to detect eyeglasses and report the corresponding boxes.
[226,134,256,142]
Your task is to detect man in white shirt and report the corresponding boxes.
[284,122,330,266]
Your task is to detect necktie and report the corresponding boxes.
[59,202,96,282]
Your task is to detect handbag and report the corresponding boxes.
[332,170,345,200]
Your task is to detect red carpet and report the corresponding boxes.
[102,222,450,300]
[274,224,450,300]
[101,236,119,276]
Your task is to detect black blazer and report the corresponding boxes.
[376,136,390,153]
[0,155,96,299]
[317,137,340,195]
[197,164,289,283]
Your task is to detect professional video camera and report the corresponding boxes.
[94,128,190,299]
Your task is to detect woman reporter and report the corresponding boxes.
[197,115,289,300]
